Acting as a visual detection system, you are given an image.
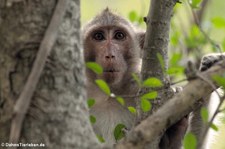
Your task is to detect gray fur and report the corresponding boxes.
[82,9,143,146]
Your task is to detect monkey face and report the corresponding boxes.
[84,26,136,86]
[83,9,143,89]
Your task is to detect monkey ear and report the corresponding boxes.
[137,31,145,49]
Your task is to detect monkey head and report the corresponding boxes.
[82,8,144,87]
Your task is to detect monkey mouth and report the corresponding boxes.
[103,68,119,73]
[102,68,120,84]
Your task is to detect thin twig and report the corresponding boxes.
[171,78,188,85]
[196,0,210,24]
[9,0,67,146]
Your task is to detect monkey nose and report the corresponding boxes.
[105,55,115,59]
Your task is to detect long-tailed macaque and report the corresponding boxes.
[82,8,223,148]
[82,8,142,146]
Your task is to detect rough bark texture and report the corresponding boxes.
[0,0,98,149]
[137,0,179,148]
[141,0,175,80]
[139,0,179,116]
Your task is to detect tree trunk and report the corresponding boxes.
[0,0,98,148]
[139,0,179,148]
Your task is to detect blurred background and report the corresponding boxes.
[81,0,225,148]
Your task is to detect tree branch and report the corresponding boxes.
[137,0,180,148]
[116,60,225,149]
[141,0,179,81]
[196,0,210,24]
[9,0,67,145]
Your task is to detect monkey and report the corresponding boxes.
[82,8,143,146]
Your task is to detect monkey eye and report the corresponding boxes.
[93,32,105,41]
[114,31,126,40]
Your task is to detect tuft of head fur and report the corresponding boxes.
[82,8,136,40]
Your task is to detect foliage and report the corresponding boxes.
[211,123,219,131]
[128,106,137,114]
[96,134,105,143]
[141,98,152,112]
[141,91,158,100]
[128,10,143,24]
[211,17,225,29]
[95,79,111,96]
[116,96,125,106]
[212,74,225,88]
[87,98,95,108]
[200,107,209,123]
[183,132,197,149]
[90,115,96,124]
[114,124,126,141]
[132,73,142,87]
[142,77,163,88]
[188,0,203,8]
[86,62,103,75]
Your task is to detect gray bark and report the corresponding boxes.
[138,0,179,148]
[0,0,98,149]
[139,0,178,118]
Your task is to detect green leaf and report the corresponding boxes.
[167,66,185,75]
[170,30,180,46]
[200,107,208,123]
[143,77,163,88]
[114,124,126,141]
[132,73,142,87]
[128,106,137,114]
[90,115,96,124]
[185,25,206,49]
[116,96,125,106]
[87,98,95,108]
[128,11,138,22]
[86,62,103,74]
[210,123,219,131]
[96,134,105,143]
[141,91,158,100]
[212,75,225,88]
[157,53,165,73]
[183,132,197,149]
[141,98,152,112]
[189,0,202,8]
[211,17,225,28]
[170,53,182,66]
[95,79,111,95]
